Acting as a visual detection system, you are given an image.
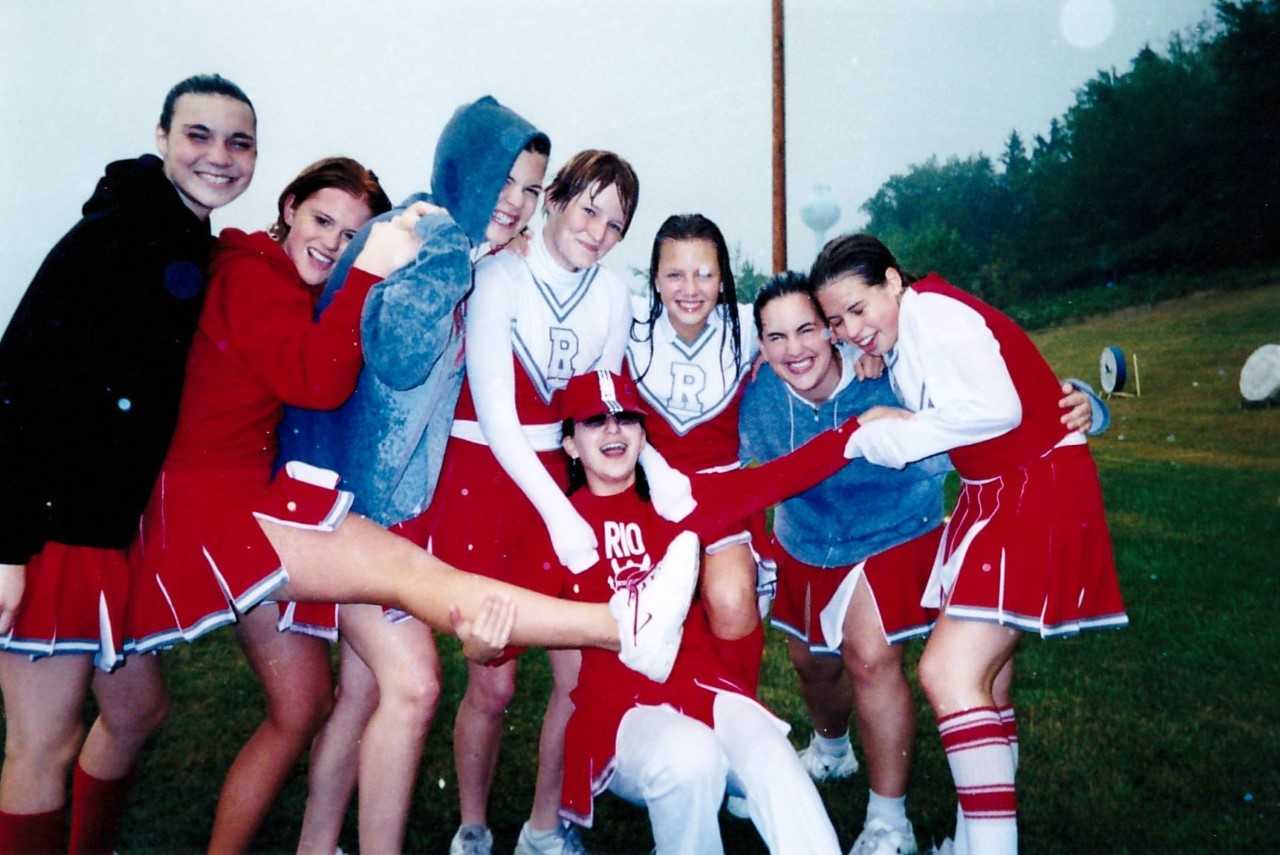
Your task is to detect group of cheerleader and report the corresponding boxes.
[0,72,1126,855]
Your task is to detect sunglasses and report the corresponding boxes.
[578,411,645,429]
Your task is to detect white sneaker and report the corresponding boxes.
[609,530,699,683]
[797,734,859,782]
[848,818,917,855]
[514,821,588,855]
[725,794,750,819]
[450,824,493,855]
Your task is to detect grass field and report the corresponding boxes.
[7,282,1279,853]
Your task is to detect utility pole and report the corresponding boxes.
[772,0,787,273]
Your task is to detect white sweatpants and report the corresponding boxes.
[608,692,840,854]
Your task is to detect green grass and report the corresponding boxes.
[7,283,1280,853]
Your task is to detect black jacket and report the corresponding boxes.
[0,155,212,563]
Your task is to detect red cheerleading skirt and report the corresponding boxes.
[925,443,1128,636]
[126,460,353,654]
[770,526,942,652]
[1,542,131,671]
[418,436,566,597]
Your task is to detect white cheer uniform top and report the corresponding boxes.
[626,301,757,473]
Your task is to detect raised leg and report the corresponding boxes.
[265,515,619,650]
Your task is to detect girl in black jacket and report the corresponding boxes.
[0,73,258,854]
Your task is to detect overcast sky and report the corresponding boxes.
[1,0,1217,326]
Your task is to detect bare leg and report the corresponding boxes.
[917,615,1019,716]
[208,608,333,855]
[700,544,758,640]
[992,657,1018,771]
[297,639,377,855]
[786,638,852,738]
[82,654,169,779]
[264,516,618,650]
[63,655,170,853]
[344,608,440,855]
[527,649,580,831]
[0,653,93,812]
[454,660,517,827]
[841,577,913,797]
[918,614,1021,855]
[992,658,1014,708]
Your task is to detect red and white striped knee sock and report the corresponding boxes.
[0,807,67,855]
[938,706,1017,855]
[997,704,1019,772]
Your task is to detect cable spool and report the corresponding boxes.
[1099,345,1127,395]
[1240,344,1280,406]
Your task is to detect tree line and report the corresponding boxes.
[857,0,1279,311]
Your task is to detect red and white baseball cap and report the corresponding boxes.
[559,370,646,422]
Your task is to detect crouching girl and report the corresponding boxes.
[547,370,861,854]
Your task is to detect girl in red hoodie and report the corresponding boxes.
[124,158,700,852]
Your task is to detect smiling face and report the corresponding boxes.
[655,238,721,342]
[563,412,645,496]
[155,93,257,220]
[815,270,904,356]
[542,182,626,271]
[485,148,549,246]
[759,291,842,403]
[280,187,373,286]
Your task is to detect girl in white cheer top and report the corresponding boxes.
[423,151,693,855]
[813,233,1128,855]
[740,271,1103,855]
[626,214,766,692]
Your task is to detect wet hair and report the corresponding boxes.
[631,214,742,382]
[524,134,552,157]
[809,233,918,295]
[269,157,392,242]
[544,150,640,237]
[562,418,651,501]
[159,73,255,132]
[751,270,822,337]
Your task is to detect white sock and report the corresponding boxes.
[866,790,908,827]
[952,803,968,855]
[814,731,851,755]
[939,707,1017,855]
[997,705,1019,772]
[522,823,562,844]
